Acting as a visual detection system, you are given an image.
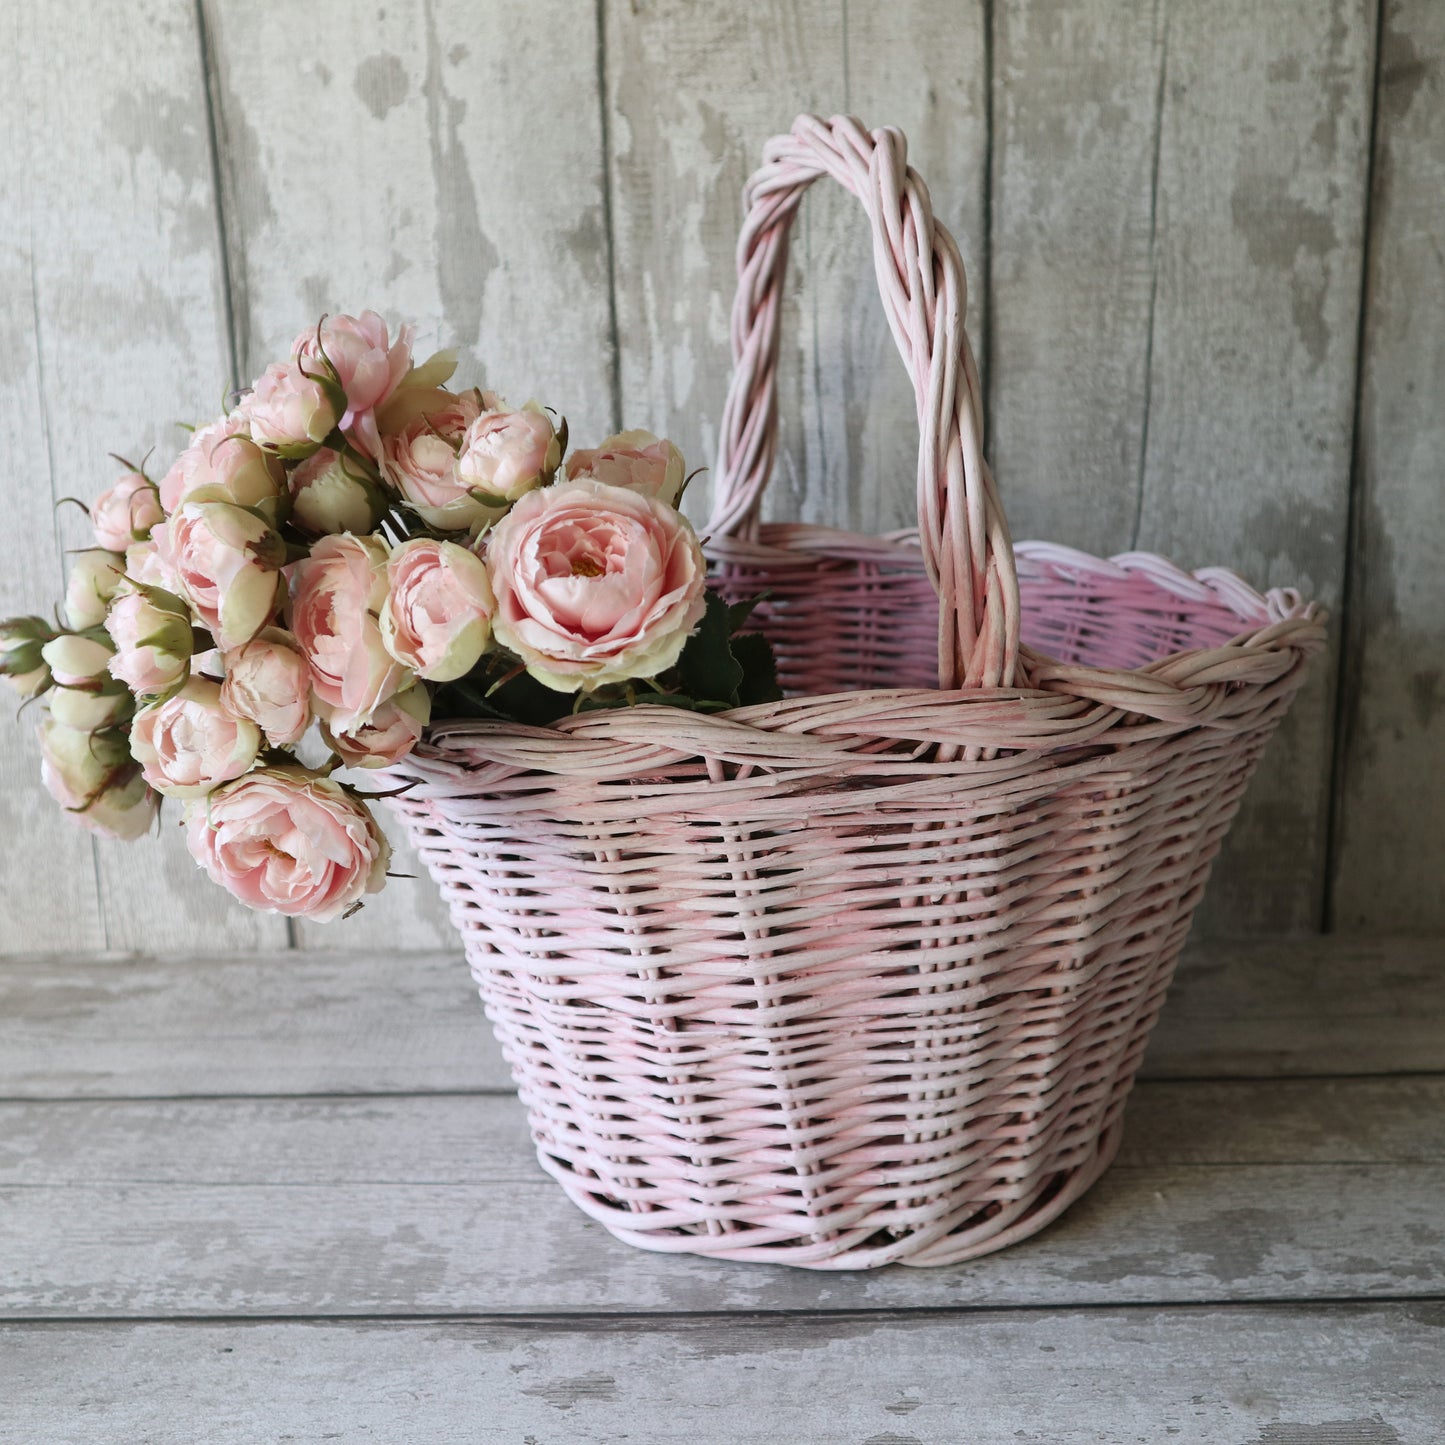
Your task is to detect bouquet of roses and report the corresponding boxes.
[2,312,777,922]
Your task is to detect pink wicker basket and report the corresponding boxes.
[386,114,1326,1269]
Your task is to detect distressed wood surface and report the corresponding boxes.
[4,0,1441,950]
[4,1076,1443,1318]
[993,0,1375,935]
[9,1077,1444,1187]
[4,936,1438,1101]
[3,1160,1441,1315]
[4,1307,1441,1443]
[204,0,617,951]
[0,0,286,955]
[1332,0,1445,932]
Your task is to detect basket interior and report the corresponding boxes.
[710,531,1262,697]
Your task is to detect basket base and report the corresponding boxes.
[533,1114,1126,1271]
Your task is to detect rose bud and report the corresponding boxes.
[289,446,386,535]
[39,718,157,842]
[321,683,429,768]
[1,615,58,696]
[288,532,410,733]
[84,767,159,841]
[291,312,414,461]
[166,427,288,525]
[379,387,502,533]
[104,585,193,701]
[379,537,494,682]
[486,476,707,693]
[65,549,127,630]
[456,402,560,508]
[184,766,391,921]
[41,632,116,687]
[565,430,687,508]
[219,628,311,748]
[92,471,164,550]
[243,358,342,459]
[167,493,287,649]
[129,676,261,799]
[49,679,136,731]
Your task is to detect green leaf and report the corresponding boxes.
[726,590,771,634]
[676,591,744,706]
[731,631,782,706]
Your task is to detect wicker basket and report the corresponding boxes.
[385,114,1326,1269]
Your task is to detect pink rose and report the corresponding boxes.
[243,360,339,458]
[38,718,158,841]
[92,472,165,549]
[380,388,498,532]
[565,430,686,507]
[184,766,391,921]
[220,629,311,747]
[129,676,261,798]
[104,587,193,699]
[289,447,385,535]
[380,538,494,681]
[486,477,707,692]
[159,415,246,512]
[125,537,178,592]
[321,684,429,768]
[287,533,410,732]
[292,312,413,460]
[164,498,286,649]
[456,404,560,505]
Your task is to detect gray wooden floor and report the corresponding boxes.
[4,936,1443,1443]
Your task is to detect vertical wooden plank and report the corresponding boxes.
[0,6,106,954]
[1332,0,1445,931]
[993,0,1373,933]
[608,2,988,539]
[0,0,286,953]
[1138,0,1374,933]
[205,0,616,949]
[826,2,990,535]
[606,0,846,529]
[991,0,1167,554]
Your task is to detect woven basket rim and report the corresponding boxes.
[403,539,1325,777]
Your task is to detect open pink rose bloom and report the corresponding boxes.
[5,310,747,921]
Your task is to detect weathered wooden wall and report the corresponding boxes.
[1,0,1438,953]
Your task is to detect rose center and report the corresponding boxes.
[570,556,605,578]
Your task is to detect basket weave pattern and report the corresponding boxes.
[386,116,1325,1268]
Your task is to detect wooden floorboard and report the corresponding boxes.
[5,934,1440,1437]
[3,936,1441,1099]
[3,1306,1440,1444]
[5,1080,1443,1318]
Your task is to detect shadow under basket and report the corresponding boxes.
[383,115,1326,1269]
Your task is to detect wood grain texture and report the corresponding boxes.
[1140,0,1374,936]
[607,2,988,539]
[606,0,846,529]
[8,1077,1442,1186]
[5,1087,1443,1316]
[3,936,1439,1100]
[204,0,617,950]
[1332,0,1445,931]
[4,1308,1443,1444]
[0,0,286,955]
[992,0,1375,935]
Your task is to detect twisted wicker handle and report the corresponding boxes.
[708,114,1021,690]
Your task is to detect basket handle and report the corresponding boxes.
[707,114,1021,690]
